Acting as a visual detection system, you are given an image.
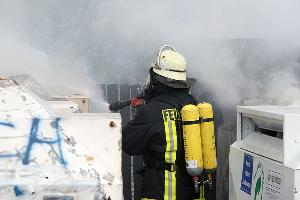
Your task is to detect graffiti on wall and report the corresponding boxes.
[0,121,15,128]
[0,118,67,165]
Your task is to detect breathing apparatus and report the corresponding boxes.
[181,103,217,195]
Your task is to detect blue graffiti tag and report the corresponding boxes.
[0,118,67,165]
[14,186,24,197]
[22,118,67,165]
[0,153,18,158]
[0,121,15,128]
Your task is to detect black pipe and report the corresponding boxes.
[109,99,131,111]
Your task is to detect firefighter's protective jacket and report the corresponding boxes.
[123,89,198,200]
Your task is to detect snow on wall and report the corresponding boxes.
[0,79,122,199]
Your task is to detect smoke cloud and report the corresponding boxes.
[1,0,300,115]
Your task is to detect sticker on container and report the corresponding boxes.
[186,160,197,168]
[253,161,264,200]
[240,153,254,195]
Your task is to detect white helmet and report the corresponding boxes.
[152,45,187,81]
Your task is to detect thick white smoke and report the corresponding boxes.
[1,0,300,114]
[189,40,300,109]
[0,1,110,112]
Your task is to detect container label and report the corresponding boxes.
[264,169,282,200]
[186,160,197,168]
[240,153,254,195]
[253,161,264,200]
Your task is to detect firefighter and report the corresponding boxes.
[122,45,198,200]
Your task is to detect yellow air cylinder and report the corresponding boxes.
[181,104,203,176]
[197,103,217,172]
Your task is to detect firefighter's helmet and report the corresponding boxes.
[152,45,195,88]
[152,45,186,81]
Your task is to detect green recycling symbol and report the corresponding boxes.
[254,162,264,200]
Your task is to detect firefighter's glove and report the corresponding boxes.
[130,98,144,108]
[130,98,144,118]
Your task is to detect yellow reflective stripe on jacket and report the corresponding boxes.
[162,108,178,200]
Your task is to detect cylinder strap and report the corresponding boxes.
[182,118,213,125]
[202,118,213,123]
[182,120,201,125]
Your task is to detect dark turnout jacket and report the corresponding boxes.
[123,89,198,200]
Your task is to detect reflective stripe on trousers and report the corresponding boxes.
[163,118,177,200]
[199,185,205,200]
